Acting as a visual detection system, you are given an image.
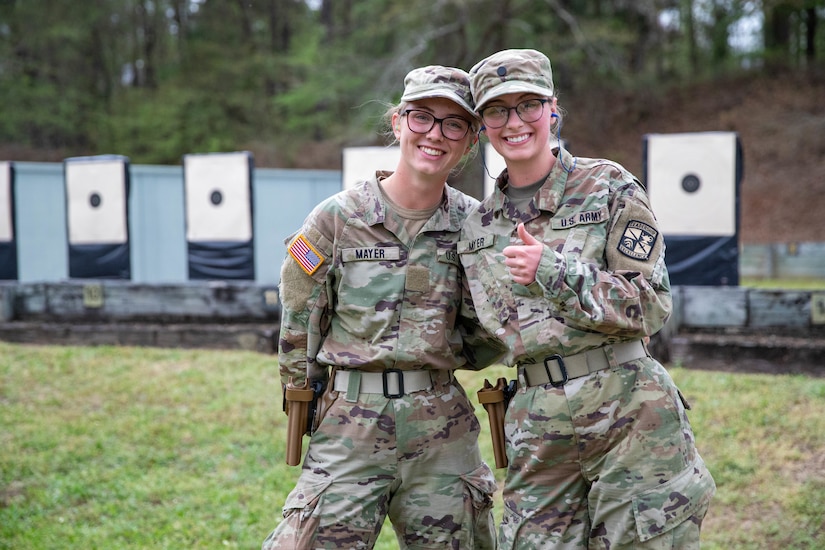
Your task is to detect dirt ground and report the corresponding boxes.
[558,67,825,245]
[667,338,825,377]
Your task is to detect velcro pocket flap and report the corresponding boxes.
[283,473,334,513]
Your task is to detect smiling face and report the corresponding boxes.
[391,97,476,182]
[480,92,557,172]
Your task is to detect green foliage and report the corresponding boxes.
[0,0,825,163]
[0,1,822,164]
[102,86,253,164]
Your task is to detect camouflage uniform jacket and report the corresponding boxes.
[458,146,672,365]
[278,172,504,387]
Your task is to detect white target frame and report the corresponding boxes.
[184,152,253,242]
[65,157,129,245]
[646,132,738,237]
[342,146,401,190]
[0,162,12,242]
[482,144,507,197]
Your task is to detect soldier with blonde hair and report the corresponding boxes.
[262,65,503,550]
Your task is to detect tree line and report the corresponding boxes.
[0,0,822,167]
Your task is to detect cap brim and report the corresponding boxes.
[475,81,554,111]
[400,90,477,119]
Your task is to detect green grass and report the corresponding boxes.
[1,343,824,549]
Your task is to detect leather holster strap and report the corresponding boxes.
[519,340,648,387]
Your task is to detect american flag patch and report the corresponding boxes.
[288,234,324,275]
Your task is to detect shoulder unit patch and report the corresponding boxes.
[288,233,325,275]
[617,220,658,261]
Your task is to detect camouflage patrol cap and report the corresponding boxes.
[469,49,555,110]
[400,65,476,118]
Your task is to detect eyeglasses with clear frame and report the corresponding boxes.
[478,98,549,129]
[402,110,472,141]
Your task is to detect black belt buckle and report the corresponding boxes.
[382,368,404,398]
[544,354,568,387]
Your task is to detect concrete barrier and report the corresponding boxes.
[1,282,824,372]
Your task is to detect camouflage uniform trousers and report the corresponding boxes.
[262,374,498,550]
[498,358,715,550]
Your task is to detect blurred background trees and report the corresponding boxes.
[0,0,822,167]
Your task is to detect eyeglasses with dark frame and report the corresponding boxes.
[402,109,472,141]
[478,99,549,129]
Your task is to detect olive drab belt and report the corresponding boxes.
[333,368,453,400]
[518,340,648,388]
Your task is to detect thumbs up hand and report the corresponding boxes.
[502,223,543,285]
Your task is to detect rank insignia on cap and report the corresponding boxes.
[288,234,324,276]
[617,220,658,261]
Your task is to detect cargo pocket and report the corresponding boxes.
[460,463,498,550]
[277,473,334,547]
[632,457,716,543]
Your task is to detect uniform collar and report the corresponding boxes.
[488,146,575,220]
[361,171,463,233]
